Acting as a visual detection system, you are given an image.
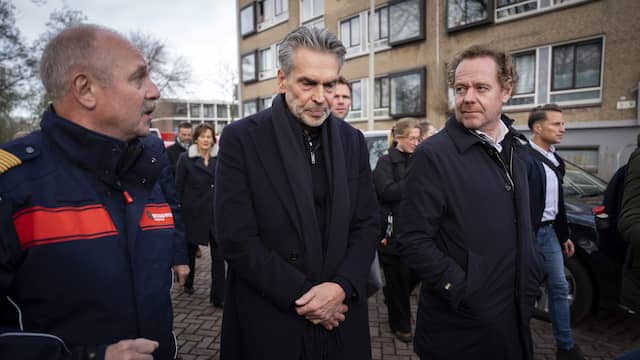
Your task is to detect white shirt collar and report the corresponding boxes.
[475,120,509,152]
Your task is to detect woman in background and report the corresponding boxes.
[373,118,422,343]
[176,124,225,307]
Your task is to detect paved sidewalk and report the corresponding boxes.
[173,250,640,359]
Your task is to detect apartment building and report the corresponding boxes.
[237,0,639,178]
[151,98,239,135]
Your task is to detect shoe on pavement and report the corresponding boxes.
[557,346,585,360]
[393,330,412,343]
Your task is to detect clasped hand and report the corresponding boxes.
[295,282,348,331]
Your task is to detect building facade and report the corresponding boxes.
[237,0,639,179]
[151,98,239,135]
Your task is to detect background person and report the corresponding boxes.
[373,117,421,343]
[525,104,584,360]
[167,121,193,172]
[416,121,436,142]
[175,123,224,306]
[0,24,188,360]
[330,76,352,119]
[396,45,544,360]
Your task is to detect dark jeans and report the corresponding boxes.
[381,253,421,333]
[210,237,225,304]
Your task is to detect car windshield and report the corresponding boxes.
[364,132,389,169]
[563,161,607,198]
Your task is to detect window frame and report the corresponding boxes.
[550,38,603,92]
[258,44,277,80]
[256,0,289,32]
[242,98,259,117]
[505,49,537,109]
[241,51,258,84]
[300,0,324,24]
[240,3,257,38]
[496,0,591,23]
[446,0,493,33]
[389,67,426,118]
[388,0,426,46]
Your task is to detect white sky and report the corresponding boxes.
[13,0,238,101]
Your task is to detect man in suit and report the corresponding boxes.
[396,45,545,360]
[214,26,379,359]
[526,104,584,360]
[166,122,192,171]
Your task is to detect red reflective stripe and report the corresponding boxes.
[139,204,174,230]
[13,205,117,250]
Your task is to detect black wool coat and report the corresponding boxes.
[214,95,379,360]
[396,115,545,360]
[175,146,216,246]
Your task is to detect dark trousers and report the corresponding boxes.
[185,243,199,290]
[210,237,225,304]
[381,253,421,333]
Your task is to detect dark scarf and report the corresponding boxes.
[271,94,350,359]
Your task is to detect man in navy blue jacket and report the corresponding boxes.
[397,45,545,360]
[526,104,584,360]
[0,25,189,360]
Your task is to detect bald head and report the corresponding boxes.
[40,24,130,102]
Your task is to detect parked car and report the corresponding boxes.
[363,130,622,323]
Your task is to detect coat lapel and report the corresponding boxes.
[248,115,305,245]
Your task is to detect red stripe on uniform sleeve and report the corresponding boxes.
[12,205,118,250]
[139,203,175,231]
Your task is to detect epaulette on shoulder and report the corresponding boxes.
[0,139,41,175]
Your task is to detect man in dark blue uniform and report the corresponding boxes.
[0,24,189,360]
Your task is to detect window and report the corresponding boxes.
[374,7,389,44]
[230,104,239,119]
[203,104,215,117]
[551,38,602,103]
[259,96,274,110]
[243,99,258,117]
[446,0,491,32]
[340,15,361,51]
[217,105,229,119]
[175,102,187,116]
[389,0,425,45]
[346,76,392,121]
[389,68,425,117]
[259,46,276,80]
[240,3,256,37]
[241,51,257,83]
[496,0,589,21]
[190,104,201,118]
[257,0,288,31]
[507,51,536,106]
[300,0,323,23]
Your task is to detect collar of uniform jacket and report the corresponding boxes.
[40,105,134,178]
[445,113,519,154]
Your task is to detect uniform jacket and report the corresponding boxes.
[396,115,545,360]
[175,144,217,245]
[618,147,640,311]
[0,109,187,360]
[373,146,410,256]
[525,146,569,243]
[214,94,379,359]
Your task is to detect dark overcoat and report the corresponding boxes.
[396,115,545,360]
[175,146,216,246]
[214,95,379,360]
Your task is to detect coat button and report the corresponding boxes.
[289,252,299,262]
[151,157,157,163]
[444,282,452,291]
[210,184,214,188]
[141,178,147,184]
[505,184,512,191]
[25,146,35,154]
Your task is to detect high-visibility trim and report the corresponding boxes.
[13,205,118,250]
[139,203,175,231]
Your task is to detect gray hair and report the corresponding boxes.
[278,26,346,77]
[40,24,125,101]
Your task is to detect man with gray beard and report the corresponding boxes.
[215,26,379,359]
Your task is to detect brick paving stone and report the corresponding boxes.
[174,249,640,359]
